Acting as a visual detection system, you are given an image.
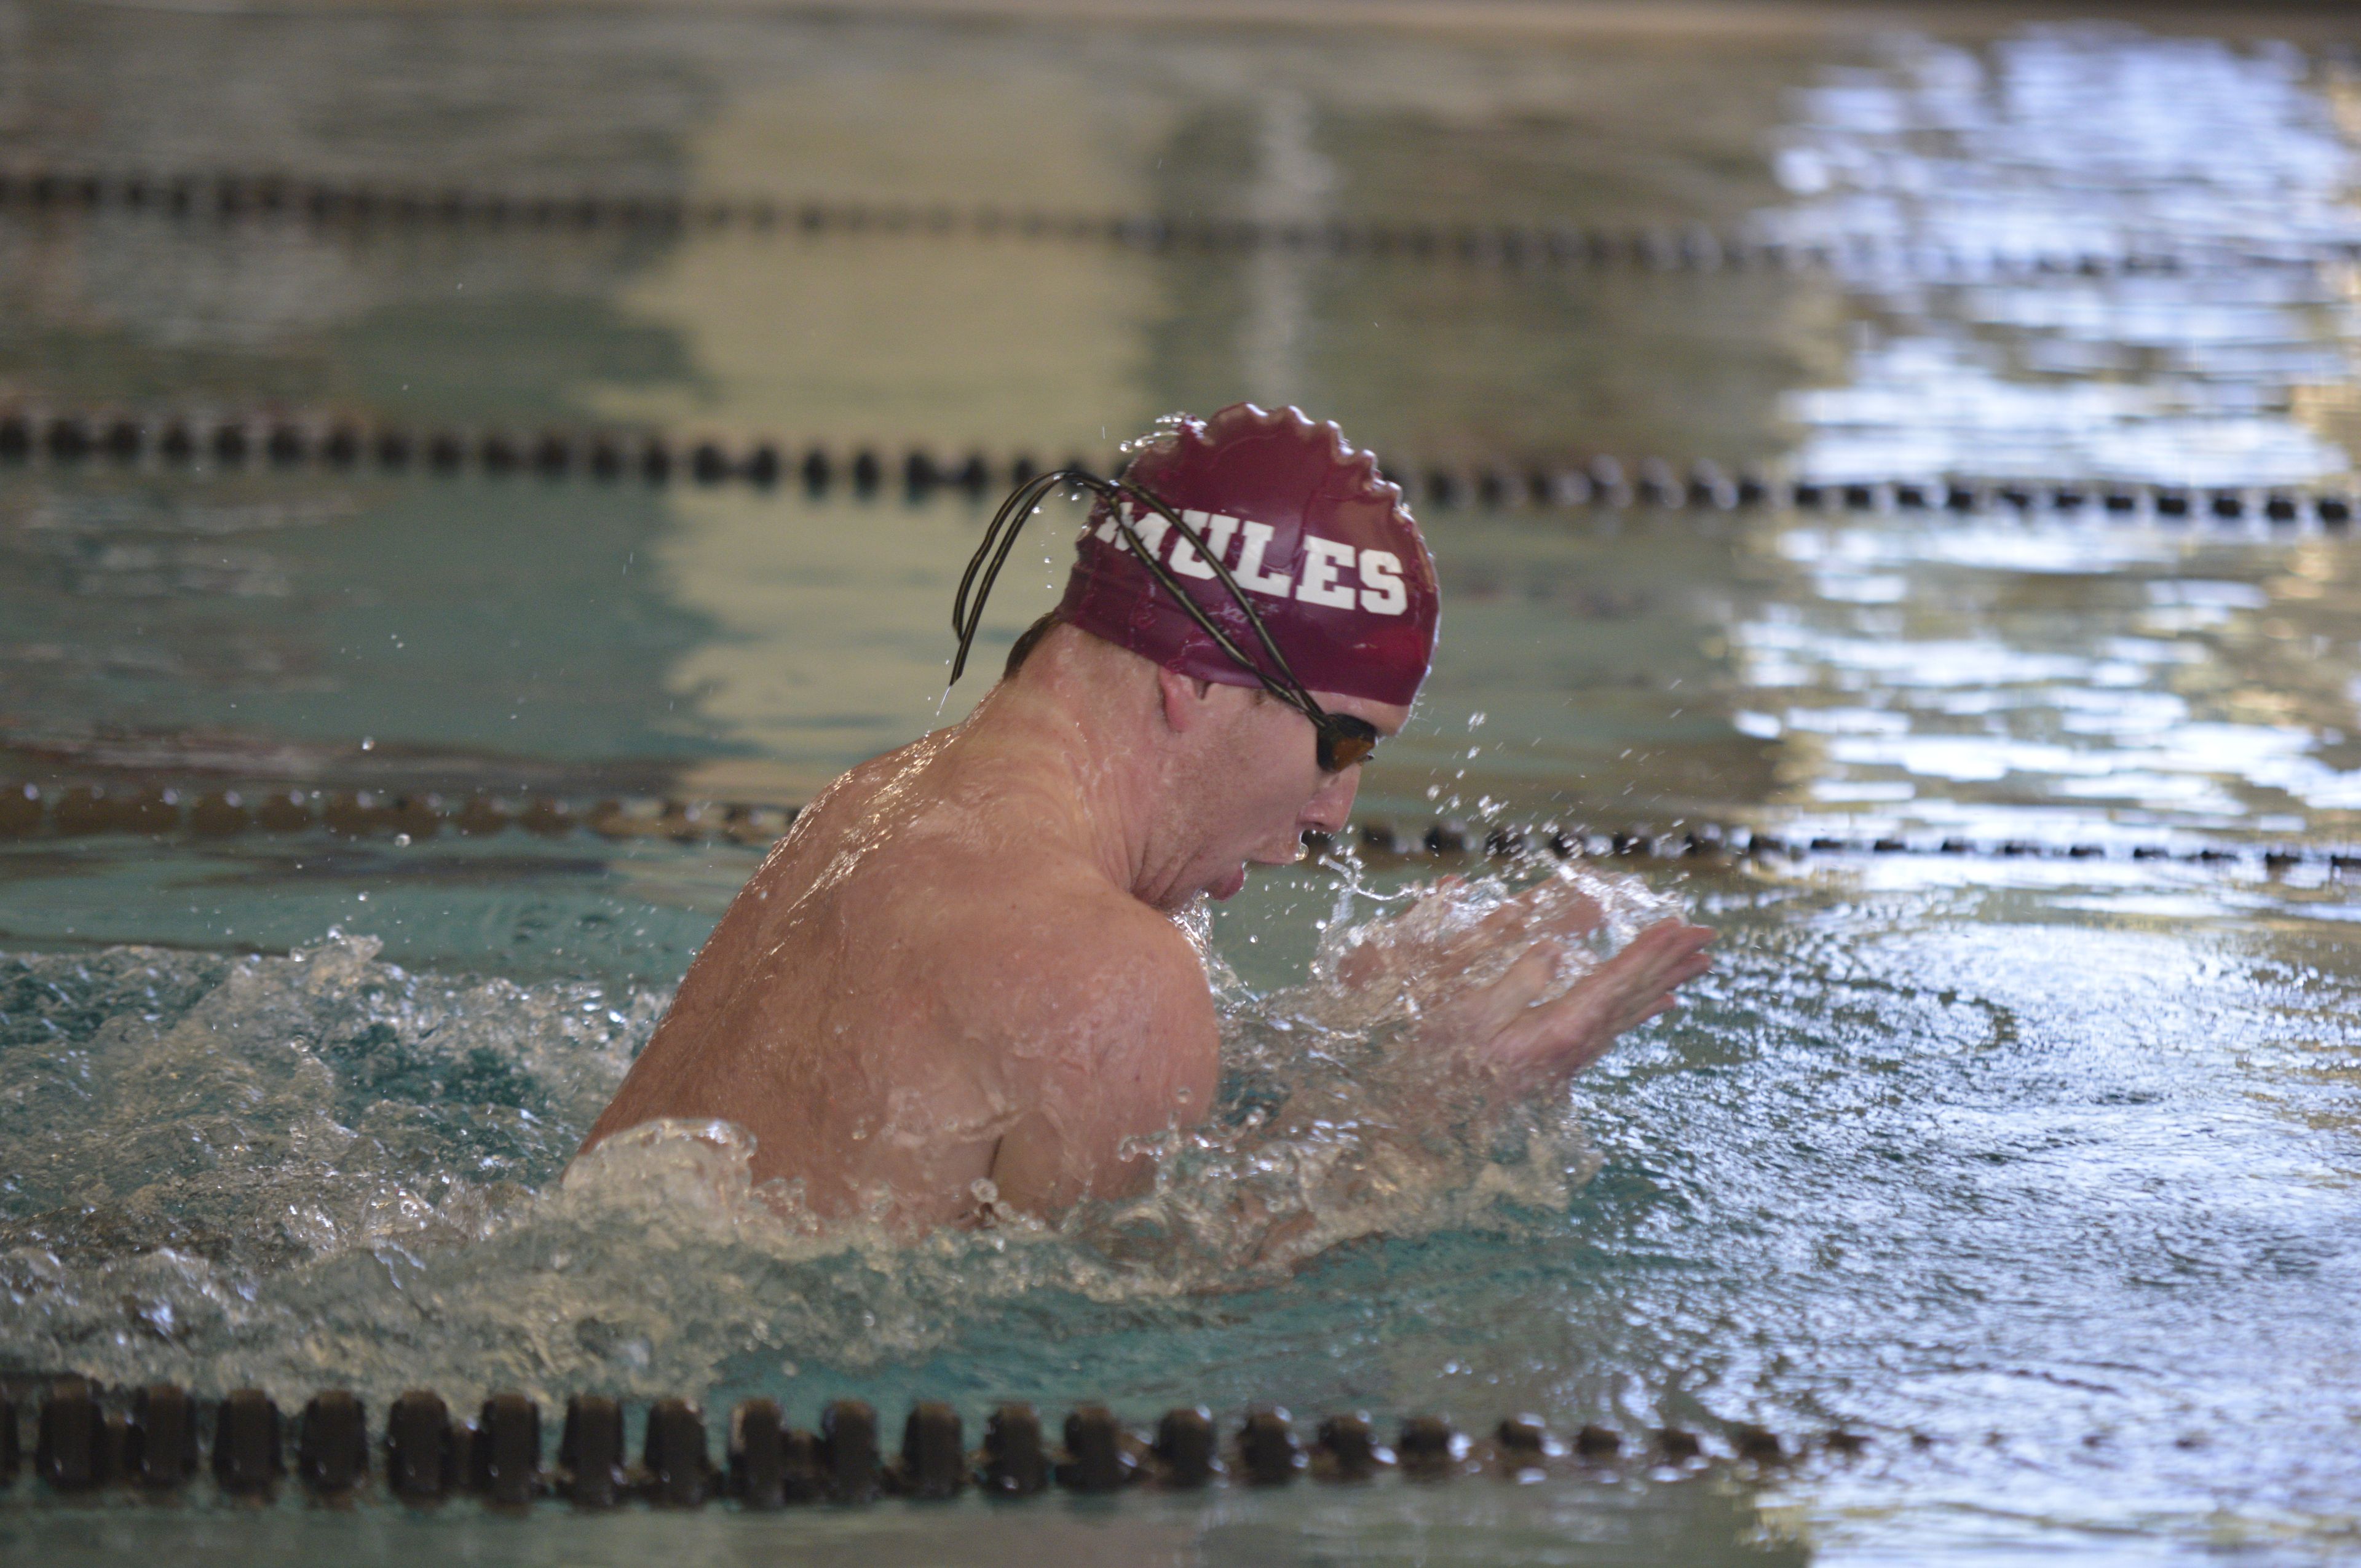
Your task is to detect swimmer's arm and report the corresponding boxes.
[985,916,1220,1218]
[1198,924,1710,1274]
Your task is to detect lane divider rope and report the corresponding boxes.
[1,780,2351,876]
[2,403,2354,524]
[0,165,2318,278]
[0,1378,1851,1507]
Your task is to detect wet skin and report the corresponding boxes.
[580,625,1714,1230]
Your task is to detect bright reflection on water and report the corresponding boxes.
[2,7,2361,1564]
[1771,27,2361,485]
[1731,517,2361,843]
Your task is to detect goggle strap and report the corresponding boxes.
[950,470,1343,748]
[949,469,1068,684]
[1093,481,1324,715]
[1091,477,1322,708]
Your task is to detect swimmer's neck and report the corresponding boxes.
[945,630,1202,910]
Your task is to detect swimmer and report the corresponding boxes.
[580,404,1714,1229]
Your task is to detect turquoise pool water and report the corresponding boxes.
[4,4,2361,1562]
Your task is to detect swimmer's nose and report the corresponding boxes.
[1254,775,1355,865]
[1299,766,1359,836]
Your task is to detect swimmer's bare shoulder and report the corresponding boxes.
[910,818,1221,1216]
[583,737,1219,1222]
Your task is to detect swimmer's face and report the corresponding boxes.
[1184,686,1409,905]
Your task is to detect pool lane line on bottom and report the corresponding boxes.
[0,165,2306,280]
[1,778,2355,879]
[0,1379,1844,1509]
[2,403,2357,526]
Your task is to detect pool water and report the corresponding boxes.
[4,4,2361,1563]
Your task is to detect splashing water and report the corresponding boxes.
[0,860,1680,1408]
[1092,861,1682,1281]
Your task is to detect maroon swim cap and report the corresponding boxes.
[1056,403,1439,707]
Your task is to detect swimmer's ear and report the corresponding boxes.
[1155,665,1221,735]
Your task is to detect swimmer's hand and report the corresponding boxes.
[1425,917,1715,1100]
[1330,873,1608,996]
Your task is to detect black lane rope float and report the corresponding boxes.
[3,778,2354,877]
[0,164,2317,279]
[0,1378,1854,1508]
[3,403,2357,525]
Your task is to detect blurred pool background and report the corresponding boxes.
[3,2,2360,1562]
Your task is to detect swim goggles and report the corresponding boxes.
[951,469,1382,775]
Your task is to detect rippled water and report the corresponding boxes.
[9,865,2359,1561]
[4,4,2361,1564]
